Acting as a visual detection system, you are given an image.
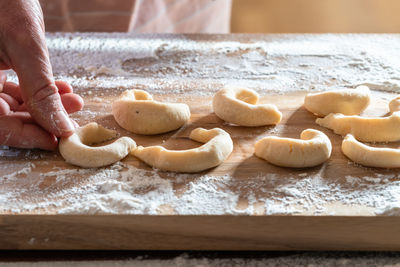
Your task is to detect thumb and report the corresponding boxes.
[0,0,74,137]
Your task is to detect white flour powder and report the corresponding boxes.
[0,159,399,215]
[1,34,400,215]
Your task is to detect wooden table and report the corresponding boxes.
[1,33,400,250]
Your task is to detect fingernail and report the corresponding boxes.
[55,111,75,136]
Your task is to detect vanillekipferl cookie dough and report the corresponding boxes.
[59,122,136,168]
[112,89,190,135]
[316,96,400,142]
[342,134,400,168]
[304,86,371,117]
[213,86,282,126]
[255,129,332,168]
[133,128,233,172]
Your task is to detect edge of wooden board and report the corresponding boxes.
[0,215,399,250]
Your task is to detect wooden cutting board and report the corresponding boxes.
[1,33,400,250]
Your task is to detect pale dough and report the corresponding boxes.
[342,134,400,168]
[304,85,371,116]
[389,96,400,114]
[59,122,136,168]
[254,129,332,168]
[212,86,282,126]
[112,89,191,135]
[316,97,400,142]
[133,128,233,172]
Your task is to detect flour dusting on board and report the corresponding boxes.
[0,159,400,215]
[46,33,400,96]
[1,34,400,215]
[6,34,400,96]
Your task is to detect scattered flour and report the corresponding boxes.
[15,33,395,97]
[0,160,399,215]
[5,34,400,96]
[2,163,35,180]
[1,34,400,216]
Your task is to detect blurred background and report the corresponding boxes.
[40,0,400,33]
[232,0,400,33]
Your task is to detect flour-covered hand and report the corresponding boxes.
[0,74,83,150]
[0,0,77,140]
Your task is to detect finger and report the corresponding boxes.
[4,81,82,112]
[0,71,6,92]
[0,116,57,150]
[17,93,84,114]
[0,93,20,111]
[1,1,74,137]
[27,91,75,138]
[0,97,10,115]
[6,111,35,123]
[2,82,23,103]
[60,93,84,114]
[8,111,77,125]
[17,103,26,112]
[55,80,73,94]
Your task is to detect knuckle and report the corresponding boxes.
[31,84,58,102]
[26,83,59,113]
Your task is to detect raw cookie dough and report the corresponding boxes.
[133,128,233,172]
[212,86,282,126]
[59,122,136,168]
[112,89,191,135]
[254,129,332,168]
[316,96,400,142]
[389,96,400,114]
[304,85,371,116]
[342,134,400,168]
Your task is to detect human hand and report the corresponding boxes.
[0,0,78,148]
[0,72,83,150]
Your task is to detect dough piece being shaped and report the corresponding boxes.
[342,134,400,168]
[59,122,136,168]
[212,87,282,126]
[133,128,233,172]
[254,129,332,168]
[304,85,371,116]
[316,97,400,142]
[389,96,400,114]
[112,89,191,135]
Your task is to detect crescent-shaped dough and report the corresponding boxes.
[59,122,136,168]
[342,134,400,168]
[316,97,400,142]
[112,89,191,135]
[212,87,282,126]
[304,85,371,116]
[254,129,332,168]
[133,128,233,172]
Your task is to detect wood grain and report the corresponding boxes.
[1,215,400,250]
[1,33,400,250]
[1,91,399,250]
[1,91,398,215]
